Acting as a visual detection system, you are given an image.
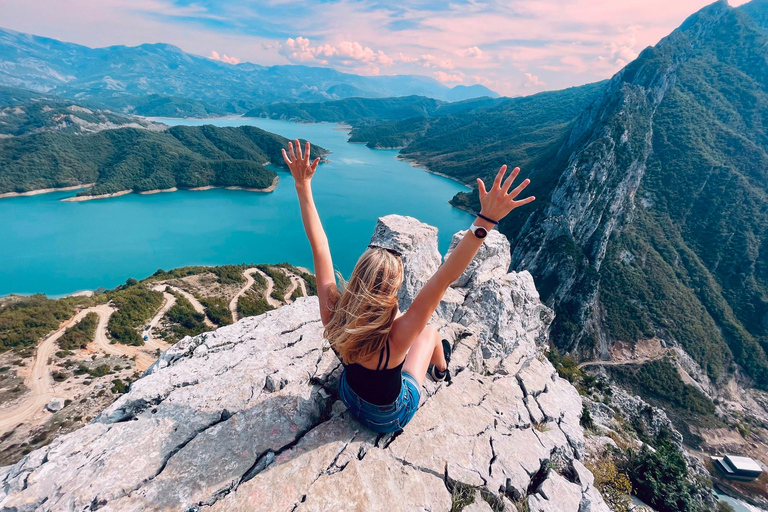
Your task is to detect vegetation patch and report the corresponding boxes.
[237,291,274,318]
[199,296,233,325]
[0,294,101,351]
[149,264,248,285]
[164,294,207,342]
[610,359,715,416]
[58,312,98,351]
[258,264,291,301]
[107,279,164,346]
[625,431,705,512]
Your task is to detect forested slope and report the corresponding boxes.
[333,0,768,389]
[0,121,326,196]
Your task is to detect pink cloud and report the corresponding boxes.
[278,37,394,69]
[523,72,545,87]
[209,50,240,65]
[0,0,757,97]
[433,70,465,83]
[456,46,483,58]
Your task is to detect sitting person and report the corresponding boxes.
[283,140,534,433]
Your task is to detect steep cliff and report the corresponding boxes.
[0,216,608,512]
[336,1,768,392]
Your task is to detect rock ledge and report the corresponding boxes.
[0,215,609,512]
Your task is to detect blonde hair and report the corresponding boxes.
[324,247,404,365]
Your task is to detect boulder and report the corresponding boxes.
[44,398,66,413]
[0,215,607,512]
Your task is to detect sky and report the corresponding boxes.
[0,0,752,96]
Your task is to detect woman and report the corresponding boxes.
[282,140,534,433]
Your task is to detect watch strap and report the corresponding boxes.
[470,224,488,239]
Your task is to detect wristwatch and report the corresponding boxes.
[470,224,488,239]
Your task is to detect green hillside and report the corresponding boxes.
[0,121,326,196]
[339,0,768,389]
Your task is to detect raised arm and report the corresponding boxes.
[390,165,535,349]
[282,140,336,325]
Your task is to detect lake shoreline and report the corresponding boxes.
[395,154,473,190]
[0,184,95,199]
[58,176,279,202]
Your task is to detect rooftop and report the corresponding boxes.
[725,455,763,474]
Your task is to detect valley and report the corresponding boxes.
[0,263,311,465]
[2,1,768,510]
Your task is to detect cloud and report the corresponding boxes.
[523,72,545,87]
[209,50,240,64]
[456,46,483,58]
[433,70,465,83]
[278,37,395,69]
[0,0,754,96]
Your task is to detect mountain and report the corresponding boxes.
[0,119,327,197]
[0,86,164,136]
[347,0,768,390]
[243,94,508,125]
[0,27,498,116]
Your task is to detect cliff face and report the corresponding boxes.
[508,0,768,389]
[0,216,608,512]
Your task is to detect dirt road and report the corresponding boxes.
[281,268,308,304]
[146,288,176,347]
[230,268,281,322]
[165,285,215,328]
[0,303,113,433]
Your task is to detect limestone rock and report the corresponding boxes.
[369,214,441,310]
[446,228,511,287]
[0,215,606,512]
[44,397,65,413]
[527,472,583,512]
[463,498,495,512]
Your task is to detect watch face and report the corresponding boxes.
[475,227,488,239]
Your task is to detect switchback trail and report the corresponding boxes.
[230,268,281,322]
[166,286,216,328]
[281,268,308,304]
[0,303,113,433]
[147,288,177,348]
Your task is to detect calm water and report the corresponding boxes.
[715,491,768,512]
[0,117,473,297]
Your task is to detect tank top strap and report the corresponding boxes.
[376,338,391,370]
[376,342,386,370]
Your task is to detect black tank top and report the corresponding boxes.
[343,338,404,406]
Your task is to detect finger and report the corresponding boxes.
[305,141,311,162]
[512,196,536,207]
[282,148,292,165]
[295,139,303,160]
[501,167,520,193]
[477,178,488,197]
[311,157,320,171]
[288,142,296,161]
[492,165,507,190]
[509,178,531,199]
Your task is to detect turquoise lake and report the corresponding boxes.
[0,117,473,297]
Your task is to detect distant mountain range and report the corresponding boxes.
[0,86,164,136]
[279,0,768,391]
[0,27,498,117]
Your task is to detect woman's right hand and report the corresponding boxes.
[282,139,321,187]
[476,165,535,222]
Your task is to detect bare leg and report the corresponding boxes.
[402,325,446,388]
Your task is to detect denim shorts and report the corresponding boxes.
[339,369,421,433]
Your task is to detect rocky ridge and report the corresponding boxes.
[0,215,609,512]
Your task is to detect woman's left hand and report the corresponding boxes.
[282,139,320,186]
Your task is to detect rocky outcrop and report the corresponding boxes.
[0,215,608,512]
